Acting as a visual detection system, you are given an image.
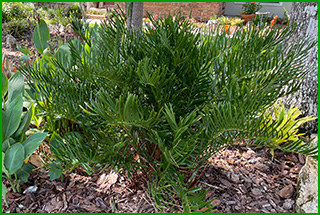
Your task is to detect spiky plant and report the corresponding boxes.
[20,10,317,212]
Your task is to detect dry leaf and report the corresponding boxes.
[29,155,43,168]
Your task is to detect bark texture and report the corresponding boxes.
[126,2,143,33]
[283,2,318,134]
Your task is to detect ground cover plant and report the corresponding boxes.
[2,72,47,205]
[18,10,317,212]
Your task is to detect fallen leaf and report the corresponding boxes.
[29,155,43,168]
[97,173,107,185]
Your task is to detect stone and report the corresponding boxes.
[295,156,318,213]
[282,199,294,210]
[6,34,17,50]
[65,24,73,34]
[23,186,38,194]
[59,25,65,33]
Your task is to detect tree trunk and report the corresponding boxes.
[126,2,143,33]
[282,2,318,134]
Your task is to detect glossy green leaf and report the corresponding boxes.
[2,152,10,176]
[13,104,34,140]
[7,71,24,105]
[2,95,23,140]
[17,45,31,56]
[17,163,34,182]
[2,73,8,98]
[2,139,10,153]
[4,143,25,174]
[19,55,29,62]
[2,182,8,207]
[33,19,50,54]
[22,132,48,159]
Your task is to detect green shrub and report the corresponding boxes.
[4,19,31,37]
[65,4,83,19]
[20,12,317,212]
[2,2,33,23]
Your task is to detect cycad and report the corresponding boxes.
[20,9,317,212]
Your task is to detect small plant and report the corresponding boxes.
[217,16,244,26]
[2,72,47,206]
[209,13,217,20]
[4,19,31,37]
[87,10,106,15]
[261,100,317,157]
[241,2,262,15]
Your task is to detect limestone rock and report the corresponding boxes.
[6,34,17,50]
[295,156,318,213]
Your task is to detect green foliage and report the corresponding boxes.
[2,2,33,23]
[2,72,47,199]
[241,2,262,15]
[4,19,30,37]
[33,19,50,54]
[217,16,244,26]
[65,4,83,19]
[21,10,317,212]
[261,100,317,157]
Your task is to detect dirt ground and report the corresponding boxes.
[2,24,306,213]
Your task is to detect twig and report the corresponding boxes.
[134,197,144,213]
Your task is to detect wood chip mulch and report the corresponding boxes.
[2,146,305,213]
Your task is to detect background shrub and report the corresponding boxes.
[2,2,33,23]
[65,4,83,19]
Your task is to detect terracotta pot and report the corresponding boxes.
[241,14,256,24]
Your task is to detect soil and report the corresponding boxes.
[2,22,307,213]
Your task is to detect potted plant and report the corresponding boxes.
[241,2,262,24]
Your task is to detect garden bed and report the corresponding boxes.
[2,20,308,214]
[2,146,304,213]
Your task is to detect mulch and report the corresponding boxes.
[2,146,305,213]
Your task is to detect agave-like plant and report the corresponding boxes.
[20,9,317,212]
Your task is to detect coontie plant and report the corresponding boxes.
[20,10,317,212]
[261,100,317,158]
[2,72,47,206]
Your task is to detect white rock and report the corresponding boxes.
[65,24,73,34]
[23,185,38,194]
[6,34,17,50]
[295,155,318,213]
[59,25,65,33]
